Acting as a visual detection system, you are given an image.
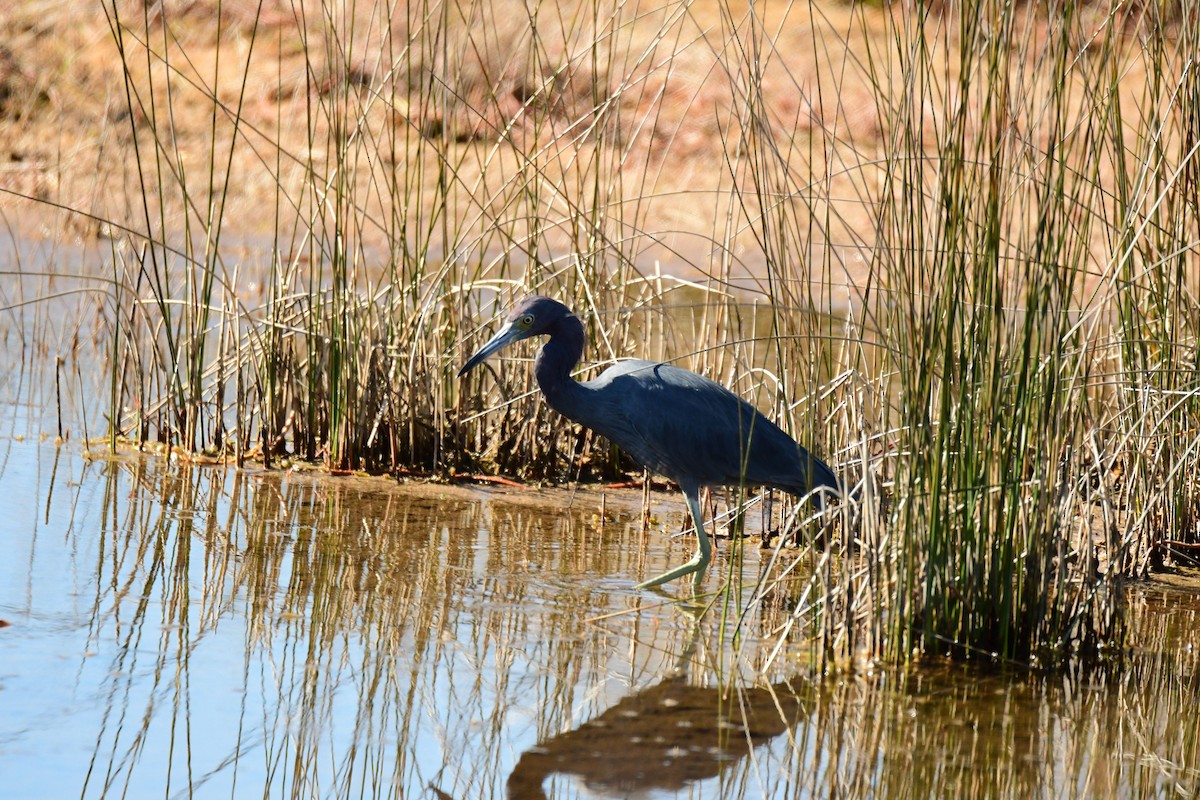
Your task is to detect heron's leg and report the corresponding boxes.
[636,490,713,589]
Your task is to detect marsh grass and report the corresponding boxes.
[736,0,1200,665]
[4,0,1198,666]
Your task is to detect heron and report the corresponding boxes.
[458,296,840,589]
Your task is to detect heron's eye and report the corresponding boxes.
[519,314,535,328]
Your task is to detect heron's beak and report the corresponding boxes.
[457,321,525,378]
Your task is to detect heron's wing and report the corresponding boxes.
[580,361,825,493]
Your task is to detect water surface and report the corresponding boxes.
[1,436,1198,799]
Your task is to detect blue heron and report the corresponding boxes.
[458,296,840,588]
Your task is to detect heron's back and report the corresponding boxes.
[565,360,838,497]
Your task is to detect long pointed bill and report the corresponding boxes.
[457,321,525,378]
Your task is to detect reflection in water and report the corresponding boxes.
[509,607,814,798]
[1,440,1199,799]
[508,673,811,798]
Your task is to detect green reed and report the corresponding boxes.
[875,0,1107,661]
[731,0,1199,665]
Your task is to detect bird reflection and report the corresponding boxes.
[506,673,812,798]
[507,601,811,799]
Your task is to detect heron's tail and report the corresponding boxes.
[806,452,841,495]
[789,451,840,513]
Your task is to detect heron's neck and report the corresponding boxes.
[535,313,588,421]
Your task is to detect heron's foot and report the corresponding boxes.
[636,552,711,590]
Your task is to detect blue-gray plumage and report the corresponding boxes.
[458,296,840,588]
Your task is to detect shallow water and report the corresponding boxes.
[1,435,1198,799]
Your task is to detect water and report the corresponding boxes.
[1,435,1198,799]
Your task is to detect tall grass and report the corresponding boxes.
[10,0,1195,665]
[745,0,1200,664]
[875,0,1120,661]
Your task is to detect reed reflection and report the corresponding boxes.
[4,443,1198,800]
[61,453,711,798]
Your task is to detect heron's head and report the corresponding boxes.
[457,296,572,377]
